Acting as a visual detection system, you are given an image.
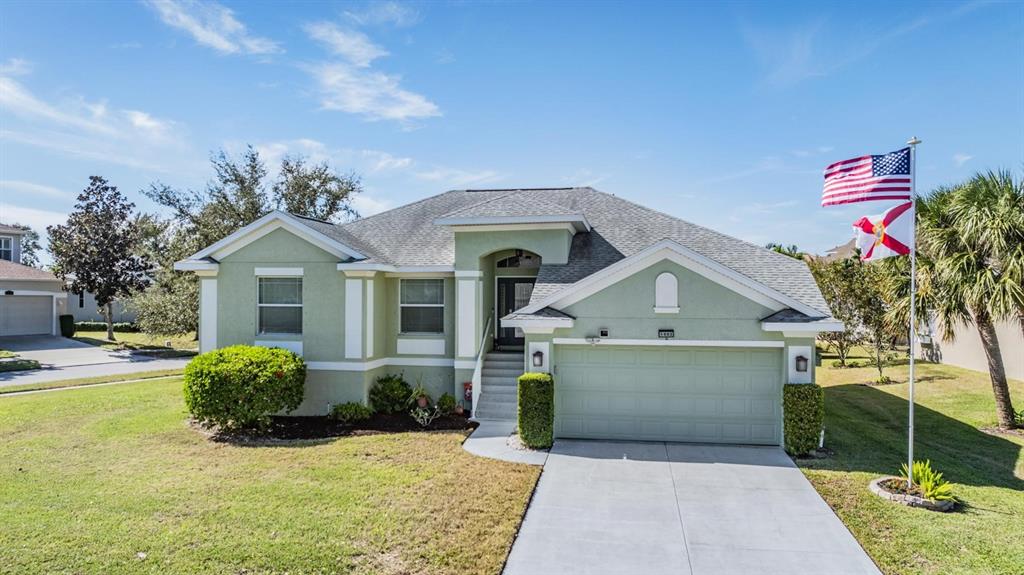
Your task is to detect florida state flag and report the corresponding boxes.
[853,201,914,262]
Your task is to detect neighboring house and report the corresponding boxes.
[917,316,1024,381]
[67,288,137,323]
[176,187,839,445]
[0,226,66,336]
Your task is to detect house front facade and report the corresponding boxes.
[176,187,839,446]
[0,224,66,337]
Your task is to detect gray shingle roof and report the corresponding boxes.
[0,259,60,281]
[289,187,831,317]
[0,224,27,235]
[436,190,583,220]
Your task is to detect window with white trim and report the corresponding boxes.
[0,237,11,261]
[257,277,302,335]
[654,272,679,312]
[400,278,444,334]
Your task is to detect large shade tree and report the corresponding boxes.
[136,146,362,335]
[48,176,152,340]
[884,172,1022,429]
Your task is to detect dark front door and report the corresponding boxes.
[497,277,535,347]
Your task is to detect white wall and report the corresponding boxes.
[917,316,1024,381]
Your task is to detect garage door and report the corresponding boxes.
[0,296,53,336]
[555,345,783,445]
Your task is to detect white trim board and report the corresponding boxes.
[397,338,445,355]
[254,267,303,277]
[339,263,454,275]
[255,339,303,355]
[762,320,844,333]
[307,357,456,371]
[186,211,365,262]
[519,239,822,318]
[552,338,785,348]
[0,290,66,297]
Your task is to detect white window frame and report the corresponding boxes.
[0,236,12,261]
[399,278,445,335]
[256,276,303,336]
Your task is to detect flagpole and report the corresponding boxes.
[906,136,921,489]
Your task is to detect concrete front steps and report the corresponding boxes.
[472,350,523,421]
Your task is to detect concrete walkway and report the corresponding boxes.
[504,440,880,575]
[462,420,548,465]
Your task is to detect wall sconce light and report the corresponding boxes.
[532,350,544,367]
[795,355,809,373]
[584,336,601,345]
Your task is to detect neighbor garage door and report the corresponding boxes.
[0,295,53,336]
[555,345,783,445]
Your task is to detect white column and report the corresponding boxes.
[199,278,218,352]
[456,277,478,358]
[345,278,363,359]
[365,279,374,358]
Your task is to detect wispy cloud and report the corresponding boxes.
[0,180,69,200]
[344,2,420,28]
[0,57,31,76]
[414,167,502,187]
[790,146,834,158]
[0,74,191,172]
[0,203,67,237]
[250,138,414,176]
[560,168,610,187]
[953,152,973,167]
[145,0,281,55]
[303,20,439,123]
[351,193,395,216]
[304,22,387,68]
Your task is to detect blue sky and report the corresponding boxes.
[2,0,1021,262]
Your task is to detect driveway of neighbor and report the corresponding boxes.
[0,336,190,387]
[504,440,880,575]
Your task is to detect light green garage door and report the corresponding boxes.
[555,345,783,445]
[0,295,52,336]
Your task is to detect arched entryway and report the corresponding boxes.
[491,249,541,348]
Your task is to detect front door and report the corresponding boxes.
[497,277,535,348]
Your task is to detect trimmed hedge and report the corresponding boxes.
[783,383,824,456]
[74,321,139,333]
[184,345,306,430]
[369,374,412,414]
[518,372,554,449]
[59,315,75,337]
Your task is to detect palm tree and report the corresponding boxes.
[765,242,804,260]
[886,176,1021,429]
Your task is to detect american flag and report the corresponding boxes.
[821,147,912,206]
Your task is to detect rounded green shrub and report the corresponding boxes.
[518,372,554,449]
[331,402,373,424]
[369,373,412,414]
[783,383,824,456]
[184,345,305,430]
[437,392,457,414]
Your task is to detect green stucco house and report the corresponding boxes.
[175,187,839,445]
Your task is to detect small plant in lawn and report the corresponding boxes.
[437,392,457,414]
[409,379,432,408]
[369,374,412,414]
[411,405,442,428]
[900,460,955,502]
[183,345,305,430]
[331,402,372,424]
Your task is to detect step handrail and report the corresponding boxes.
[470,311,494,418]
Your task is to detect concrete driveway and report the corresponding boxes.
[0,336,190,386]
[504,440,880,575]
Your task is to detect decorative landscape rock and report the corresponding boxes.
[868,477,955,512]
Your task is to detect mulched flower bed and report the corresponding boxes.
[868,476,955,512]
[193,413,476,443]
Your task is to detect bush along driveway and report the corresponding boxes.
[0,378,541,574]
[801,359,1024,574]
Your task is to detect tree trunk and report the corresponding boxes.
[105,302,116,341]
[974,308,1016,429]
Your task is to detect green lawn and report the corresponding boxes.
[0,379,540,574]
[802,355,1024,575]
[74,331,198,358]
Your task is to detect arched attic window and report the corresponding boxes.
[654,272,679,313]
[496,250,541,269]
